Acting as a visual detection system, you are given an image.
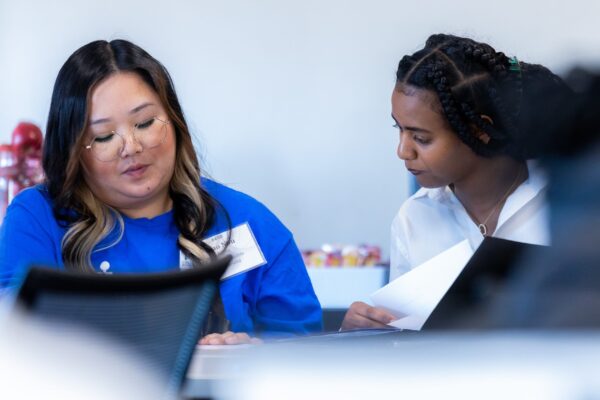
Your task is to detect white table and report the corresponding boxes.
[307,266,389,309]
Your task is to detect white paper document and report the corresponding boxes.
[370,239,473,331]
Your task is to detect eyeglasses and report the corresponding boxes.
[84,117,169,162]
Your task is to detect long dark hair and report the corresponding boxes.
[43,39,223,270]
[396,34,570,160]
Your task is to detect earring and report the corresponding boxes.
[480,114,494,125]
[479,134,491,144]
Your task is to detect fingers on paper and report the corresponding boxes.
[199,331,262,345]
[341,301,395,330]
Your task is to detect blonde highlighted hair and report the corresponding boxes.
[43,39,226,271]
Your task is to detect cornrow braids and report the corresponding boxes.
[425,58,485,153]
[460,40,523,149]
[396,34,567,160]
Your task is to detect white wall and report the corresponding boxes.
[1,0,599,257]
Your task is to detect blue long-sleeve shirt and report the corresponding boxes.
[0,178,322,335]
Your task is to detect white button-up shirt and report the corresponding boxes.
[389,161,550,282]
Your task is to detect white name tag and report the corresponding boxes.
[179,252,194,270]
[180,222,266,280]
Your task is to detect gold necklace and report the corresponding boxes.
[464,165,525,237]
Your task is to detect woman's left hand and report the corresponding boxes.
[199,331,263,345]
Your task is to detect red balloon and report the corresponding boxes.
[11,122,43,160]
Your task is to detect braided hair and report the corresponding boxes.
[396,34,569,160]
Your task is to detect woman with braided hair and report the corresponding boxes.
[0,39,322,343]
[341,34,569,330]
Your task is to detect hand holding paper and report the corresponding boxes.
[340,301,398,331]
[370,239,473,331]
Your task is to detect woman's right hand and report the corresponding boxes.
[340,301,397,331]
[199,331,263,346]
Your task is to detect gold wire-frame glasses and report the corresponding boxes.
[84,117,169,162]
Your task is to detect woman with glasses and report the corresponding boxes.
[0,39,322,344]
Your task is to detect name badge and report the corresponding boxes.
[180,222,267,279]
[179,252,194,270]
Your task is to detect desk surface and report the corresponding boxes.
[183,344,254,398]
[185,332,600,399]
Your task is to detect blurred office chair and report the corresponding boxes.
[14,256,231,399]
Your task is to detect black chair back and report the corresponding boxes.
[15,256,231,398]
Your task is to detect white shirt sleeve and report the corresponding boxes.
[389,211,411,282]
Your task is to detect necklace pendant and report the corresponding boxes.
[478,223,487,236]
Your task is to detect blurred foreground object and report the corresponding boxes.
[436,68,600,329]
[12,257,230,398]
[210,332,600,400]
[0,311,164,400]
[488,69,600,328]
